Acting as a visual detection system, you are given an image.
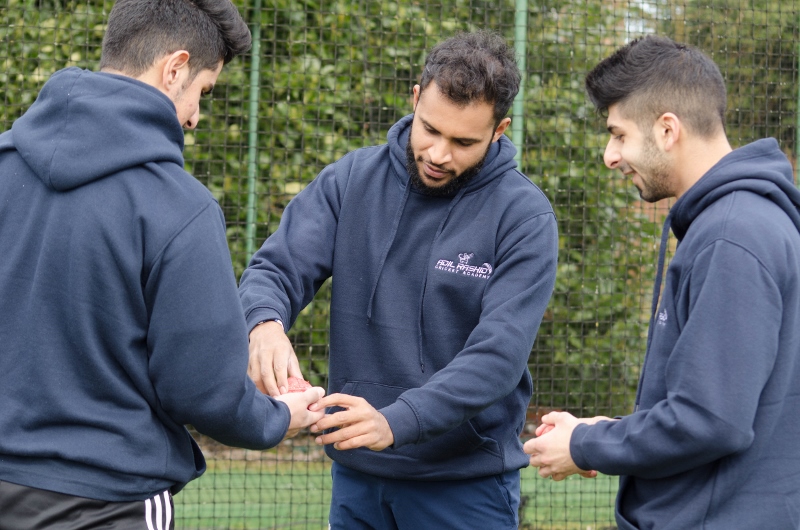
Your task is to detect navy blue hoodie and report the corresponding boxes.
[570,139,800,529]
[240,115,558,479]
[0,68,289,502]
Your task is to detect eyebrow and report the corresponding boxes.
[607,124,621,134]
[419,117,482,144]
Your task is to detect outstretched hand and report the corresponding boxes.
[309,393,394,451]
[524,411,613,481]
[248,320,303,396]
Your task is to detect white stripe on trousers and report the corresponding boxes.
[145,491,172,530]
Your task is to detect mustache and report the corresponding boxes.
[417,156,454,175]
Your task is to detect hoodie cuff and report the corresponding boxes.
[245,308,284,333]
[569,423,593,471]
[379,398,420,449]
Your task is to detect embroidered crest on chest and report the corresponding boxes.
[434,252,494,279]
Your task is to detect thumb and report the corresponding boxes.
[303,386,325,405]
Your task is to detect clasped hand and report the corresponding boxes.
[524,411,613,481]
[309,394,395,451]
[247,323,393,450]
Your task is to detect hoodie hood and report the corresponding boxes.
[646,138,799,352]
[670,138,800,240]
[386,114,519,194]
[10,67,185,191]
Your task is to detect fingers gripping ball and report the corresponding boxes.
[286,376,313,393]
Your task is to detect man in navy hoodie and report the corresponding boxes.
[525,35,800,529]
[239,31,558,528]
[0,1,324,528]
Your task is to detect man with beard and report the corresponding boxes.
[238,31,558,529]
[525,36,800,529]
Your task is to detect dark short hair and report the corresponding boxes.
[100,0,251,78]
[419,30,521,125]
[585,35,727,137]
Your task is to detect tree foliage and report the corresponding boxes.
[662,0,798,151]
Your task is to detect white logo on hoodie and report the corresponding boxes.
[435,252,493,279]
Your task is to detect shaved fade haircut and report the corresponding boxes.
[585,35,727,138]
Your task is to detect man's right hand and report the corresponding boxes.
[275,386,326,440]
[248,320,302,396]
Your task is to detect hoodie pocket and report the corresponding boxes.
[337,381,501,462]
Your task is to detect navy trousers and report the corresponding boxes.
[329,462,520,529]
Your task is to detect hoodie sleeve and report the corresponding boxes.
[239,164,341,330]
[570,239,780,478]
[382,210,559,447]
[144,201,289,449]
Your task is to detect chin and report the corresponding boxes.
[423,177,448,189]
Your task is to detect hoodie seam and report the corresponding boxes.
[679,236,781,295]
[501,211,556,241]
[148,197,220,273]
[481,211,556,299]
[45,71,83,189]
[492,210,557,266]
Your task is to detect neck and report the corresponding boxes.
[674,133,732,199]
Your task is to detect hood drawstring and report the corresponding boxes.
[636,212,672,411]
[647,213,673,349]
[365,179,412,321]
[416,185,470,373]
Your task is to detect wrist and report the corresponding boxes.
[254,318,283,332]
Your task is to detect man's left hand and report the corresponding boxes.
[309,393,394,451]
[524,411,605,481]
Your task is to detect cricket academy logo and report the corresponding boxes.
[435,252,494,279]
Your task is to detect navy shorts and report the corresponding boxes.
[329,462,520,530]
[0,480,174,530]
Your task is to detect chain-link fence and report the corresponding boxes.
[1,0,798,528]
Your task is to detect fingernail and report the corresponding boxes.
[315,437,322,445]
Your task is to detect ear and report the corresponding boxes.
[412,84,421,111]
[654,112,681,152]
[491,117,511,142]
[160,50,192,97]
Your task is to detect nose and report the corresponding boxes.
[183,108,200,130]
[603,138,621,169]
[428,138,452,166]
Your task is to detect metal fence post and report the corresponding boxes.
[513,0,528,170]
[246,0,263,258]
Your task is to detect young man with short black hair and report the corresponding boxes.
[0,1,324,527]
[526,35,800,529]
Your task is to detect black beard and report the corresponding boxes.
[405,124,490,197]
